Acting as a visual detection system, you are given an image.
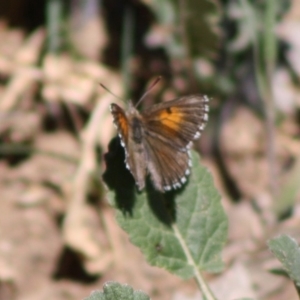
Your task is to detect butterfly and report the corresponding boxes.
[110,94,209,192]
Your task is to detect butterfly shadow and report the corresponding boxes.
[102,137,136,215]
[145,181,179,227]
[103,137,182,225]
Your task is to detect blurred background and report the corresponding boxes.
[0,0,300,299]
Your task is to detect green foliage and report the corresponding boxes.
[268,234,300,290]
[84,282,150,300]
[148,0,221,59]
[274,159,300,217]
[105,145,228,279]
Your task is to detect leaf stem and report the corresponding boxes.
[171,223,217,300]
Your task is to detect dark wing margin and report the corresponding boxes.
[142,95,209,151]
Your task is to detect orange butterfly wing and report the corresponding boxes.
[110,103,130,146]
[143,95,209,151]
[110,103,147,190]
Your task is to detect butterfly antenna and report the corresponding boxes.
[99,83,125,102]
[135,76,161,108]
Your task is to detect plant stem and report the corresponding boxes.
[178,0,198,91]
[240,0,278,197]
[46,0,64,52]
[262,1,278,196]
[121,4,134,99]
[172,223,217,300]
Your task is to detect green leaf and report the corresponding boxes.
[104,140,228,279]
[182,0,221,58]
[268,235,300,288]
[84,282,150,300]
[273,158,300,217]
[148,0,221,59]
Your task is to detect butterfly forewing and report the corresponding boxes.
[142,95,209,151]
[110,103,129,147]
[110,103,147,191]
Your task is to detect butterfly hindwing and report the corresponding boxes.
[144,131,191,192]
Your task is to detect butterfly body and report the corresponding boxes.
[110,95,209,192]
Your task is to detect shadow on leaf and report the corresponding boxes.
[145,179,177,226]
[102,137,136,215]
[103,137,188,224]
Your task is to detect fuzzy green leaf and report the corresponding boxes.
[84,282,149,300]
[268,234,300,288]
[104,140,228,279]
